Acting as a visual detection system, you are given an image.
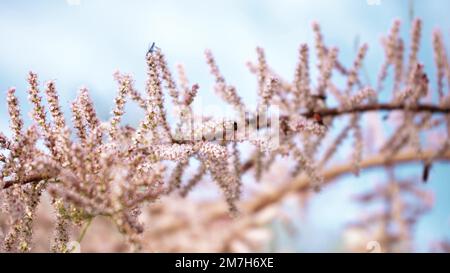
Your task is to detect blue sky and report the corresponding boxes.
[0,0,449,252]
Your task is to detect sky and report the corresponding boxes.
[0,0,449,252]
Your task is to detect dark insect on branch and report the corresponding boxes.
[422,162,432,183]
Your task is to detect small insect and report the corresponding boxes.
[313,113,325,126]
[311,94,327,101]
[422,162,432,183]
[146,42,159,55]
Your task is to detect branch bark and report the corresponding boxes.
[171,103,450,144]
[143,149,450,237]
[201,149,450,220]
[2,103,449,190]
[304,103,450,118]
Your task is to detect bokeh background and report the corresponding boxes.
[0,0,449,252]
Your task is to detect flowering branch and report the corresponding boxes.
[166,149,450,226]
[1,17,450,252]
[3,102,448,191]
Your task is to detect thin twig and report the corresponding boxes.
[77,217,93,244]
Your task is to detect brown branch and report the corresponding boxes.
[139,149,450,238]
[2,174,52,189]
[246,149,450,213]
[305,103,450,118]
[170,103,450,144]
[2,103,449,190]
[199,149,450,220]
